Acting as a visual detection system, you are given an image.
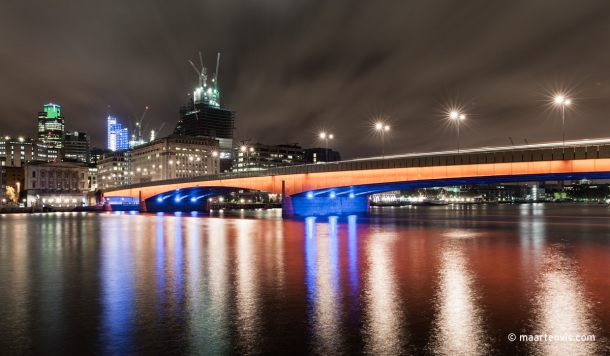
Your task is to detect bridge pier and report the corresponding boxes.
[285,195,370,217]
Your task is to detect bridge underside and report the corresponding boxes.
[125,171,610,216]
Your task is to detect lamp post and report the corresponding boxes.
[554,96,571,146]
[212,151,218,174]
[450,111,466,152]
[240,145,254,171]
[375,123,390,158]
[319,132,334,162]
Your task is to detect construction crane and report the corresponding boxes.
[150,122,166,141]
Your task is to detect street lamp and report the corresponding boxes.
[212,151,218,174]
[319,132,334,162]
[554,96,571,146]
[375,123,390,158]
[450,111,466,152]
[240,145,251,171]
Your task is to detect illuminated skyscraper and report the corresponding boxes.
[107,117,129,151]
[38,103,65,149]
[173,52,235,172]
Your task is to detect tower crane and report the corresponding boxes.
[150,122,166,141]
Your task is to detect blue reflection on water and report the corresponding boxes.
[100,221,135,355]
[348,215,360,300]
[155,216,166,312]
[305,217,317,307]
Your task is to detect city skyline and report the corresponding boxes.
[2,1,610,159]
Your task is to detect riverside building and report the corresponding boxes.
[0,136,50,167]
[96,151,133,189]
[23,161,89,207]
[231,143,307,172]
[132,134,220,184]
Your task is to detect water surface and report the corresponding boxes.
[1,204,610,355]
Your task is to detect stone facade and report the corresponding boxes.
[24,161,89,207]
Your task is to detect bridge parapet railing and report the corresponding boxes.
[102,144,610,193]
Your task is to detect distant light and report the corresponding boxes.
[450,111,459,119]
[18,137,24,142]
[330,192,336,198]
[565,99,571,105]
[384,125,390,131]
[212,151,218,157]
[555,96,564,104]
[329,134,334,139]
[191,198,196,202]
[349,193,355,198]
[240,146,246,152]
[375,123,383,130]
[175,197,180,202]
[320,132,326,139]
[459,114,465,120]
[307,192,313,198]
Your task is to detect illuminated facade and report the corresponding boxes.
[0,137,50,167]
[96,151,133,189]
[231,143,307,172]
[107,117,129,151]
[38,104,65,149]
[132,134,220,184]
[174,53,235,172]
[23,161,89,207]
[63,131,90,163]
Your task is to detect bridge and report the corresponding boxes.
[103,138,610,217]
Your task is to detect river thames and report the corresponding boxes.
[1,204,609,355]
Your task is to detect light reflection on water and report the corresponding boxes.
[530,245,601,356]
[429,234,489,356]
[0,206,609,354]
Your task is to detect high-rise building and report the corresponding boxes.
[63,131,90,163]
[0,137,50,167]
[107,117,129,151]
[38,103,65,149]
[173,52,235,172]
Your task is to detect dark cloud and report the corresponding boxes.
[2,0,610,157]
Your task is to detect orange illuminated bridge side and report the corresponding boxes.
[103,157,610,217]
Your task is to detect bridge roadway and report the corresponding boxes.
[103,138,610,216]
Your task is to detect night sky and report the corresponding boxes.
[2,0,610,159]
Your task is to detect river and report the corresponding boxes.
[1,204,609,355]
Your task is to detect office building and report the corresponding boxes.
[107,117,129,151]
[0,157,5,204]
[0,136,50,167]
[63,131,90,163]
[90,147,112,165]
[304,147,341,163]
[231,143,307,172]
[132,134,220,184]
[88,164,98,191]
[174,53,235,172]
[23,161,89,207]
[96,150,133,189]
[38,103,65,149]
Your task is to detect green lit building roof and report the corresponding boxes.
[43,103,61,119]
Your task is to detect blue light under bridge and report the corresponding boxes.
[145,186,264,213]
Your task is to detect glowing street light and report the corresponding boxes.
[374,123,390,158]
[554,96,571,146]
[450,111,466,152]
[319,132,334,163]
[212,151,218,174]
